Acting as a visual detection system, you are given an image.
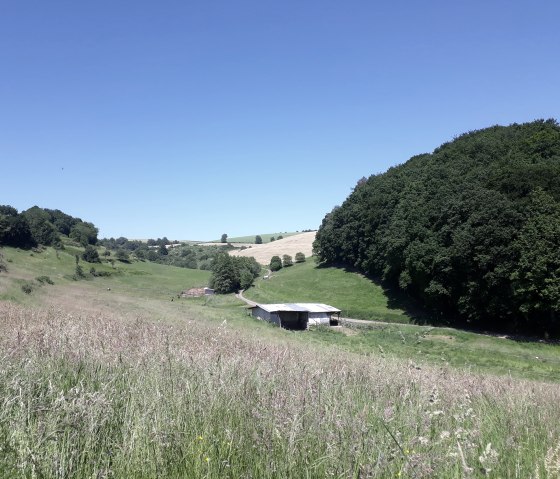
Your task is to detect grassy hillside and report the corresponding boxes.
[0,242,211,308]
[243,259,560,382]
[244,259,409,323]
[3,243,560,382]
[2,243,560,476]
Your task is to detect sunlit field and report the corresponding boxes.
[1,301,560,478]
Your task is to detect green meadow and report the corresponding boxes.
[244,259,409,323]
[2,243,560,477]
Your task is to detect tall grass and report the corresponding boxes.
[1,301,560,478]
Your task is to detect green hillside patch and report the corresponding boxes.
[244,260,409,323]
[0,244,210,305]
[302,322,560,383]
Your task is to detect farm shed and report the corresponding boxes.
[181,287,215,298]
[249,303,341,330]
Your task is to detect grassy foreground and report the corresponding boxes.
[2,301,560,478]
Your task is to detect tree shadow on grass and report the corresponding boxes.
[315,261,446,326]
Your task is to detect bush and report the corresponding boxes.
[94,270,113,277]
[35,275,54,285]
[282,254,293,267]
[73,264,86,280]
[21,282,34,294]
[115,249,130,262]
[82,245,101,263]
[270,255,282,272]
[295,252,306,263]
[255,235,262,244]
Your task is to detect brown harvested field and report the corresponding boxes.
[228,231,316,265]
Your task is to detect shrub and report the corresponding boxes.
[295,252,306,263]
[73,264,86,280]
[282,254,293,267]
[115,249,130,262]
[82,245,101,263]
[35,275,54,285]
[255,235,262,244]
[21,282,34,294]
[270,255,282,272]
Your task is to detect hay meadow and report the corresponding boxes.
[1,245,560,477]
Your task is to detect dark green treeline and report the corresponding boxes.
[313,119,560,336]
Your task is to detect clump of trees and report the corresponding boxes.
[209,253,261,293]
[0,205,98,249]
[99,236,232,270]
[270,255,282,272]
[313,119,560,337]
[282,254,293,267]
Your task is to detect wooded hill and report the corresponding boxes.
[0,206,98,249]
[313,119,560,336]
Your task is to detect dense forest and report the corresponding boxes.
[313,119,560,336]
[0,206,98,249]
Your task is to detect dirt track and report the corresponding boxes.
[228,232,316,265]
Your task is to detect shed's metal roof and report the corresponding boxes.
[251,303,341,313]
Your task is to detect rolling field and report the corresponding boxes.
[2,243,560,477]
[212,232,301,243]
[229,231,316,265]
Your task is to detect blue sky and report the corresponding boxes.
[2,1,559,240]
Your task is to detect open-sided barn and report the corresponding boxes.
[249,303,341,330]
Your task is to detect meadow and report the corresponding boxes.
[3,301,560,478]
[2,244,560,477]
[245,259,413,323]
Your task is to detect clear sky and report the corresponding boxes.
[2,1,559,240]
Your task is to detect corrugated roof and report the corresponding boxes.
[250,303,341,313]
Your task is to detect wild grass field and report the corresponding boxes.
[2,244,560,477]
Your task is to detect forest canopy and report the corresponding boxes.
[313,119,560,336]
[0,206,98,249]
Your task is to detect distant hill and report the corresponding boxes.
[229,232,316,265]
[314,119,560,337]
[212,232,305,244]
